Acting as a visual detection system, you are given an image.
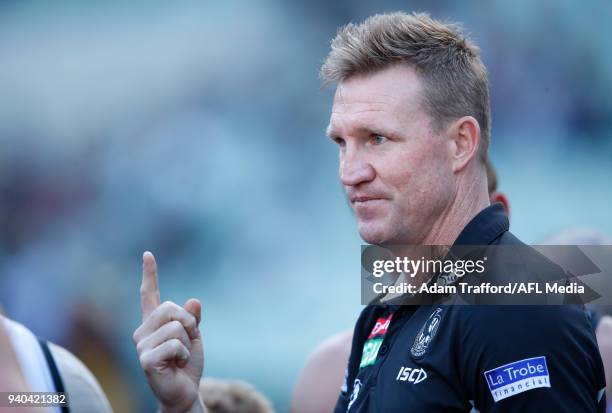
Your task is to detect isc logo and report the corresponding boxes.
[396,366,428,384]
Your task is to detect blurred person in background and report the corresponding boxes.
[0,312,45,413]
[198,378,274,413]
[540,229,612,411]
[65,301,137,413]
[0,308,112,413]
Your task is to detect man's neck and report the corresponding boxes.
[421,175,489,246]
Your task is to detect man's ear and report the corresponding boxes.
[489,191,510,218]
[448,116,480,172]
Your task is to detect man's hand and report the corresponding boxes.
[133,251,206,413]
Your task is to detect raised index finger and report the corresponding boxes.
[140,251,161,322]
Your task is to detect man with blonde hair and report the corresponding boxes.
[319,11,604,412]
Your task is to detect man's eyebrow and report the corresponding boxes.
[326,124,399,139]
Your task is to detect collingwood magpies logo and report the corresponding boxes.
[411,307,444,358]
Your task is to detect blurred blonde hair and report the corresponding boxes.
[199,378,274,413]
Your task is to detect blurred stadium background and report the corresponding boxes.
[0,0,611,411]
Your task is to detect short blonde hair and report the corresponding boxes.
[199,378,274,413]
[321,12,491,162]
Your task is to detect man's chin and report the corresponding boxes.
[358,225,392,245]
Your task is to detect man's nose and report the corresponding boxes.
[339,149,375,187]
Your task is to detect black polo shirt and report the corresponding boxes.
[334,204,606,412]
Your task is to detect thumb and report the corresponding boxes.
[183,298,202,326]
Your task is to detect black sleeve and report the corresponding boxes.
[333,373,350,413]
[586,308,602,333]
[461,306,606,413]
[333,306,379,413]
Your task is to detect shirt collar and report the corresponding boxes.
[452,203,509,246]
[374,203,510,307]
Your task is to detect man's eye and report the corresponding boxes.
[333,137,346,147]
[368,135,387,145]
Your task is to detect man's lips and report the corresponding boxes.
[350,196,387,204]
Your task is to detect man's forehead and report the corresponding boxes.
[328,69,424,136]
[329,85,403,130]
[331,92,396,114]
[332,65,423,106]
[332,84,403,111]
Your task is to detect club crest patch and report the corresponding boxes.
[411,307,443,358]
[359,313,393,368]
[484,356,550,402]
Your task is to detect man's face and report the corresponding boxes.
[327,64,455,245]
